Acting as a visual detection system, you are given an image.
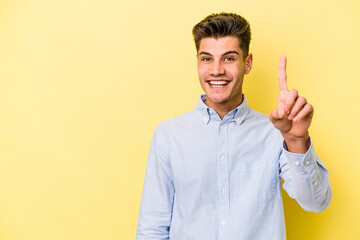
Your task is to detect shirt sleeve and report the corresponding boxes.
[136,126,174,240]
[279,139,332,212]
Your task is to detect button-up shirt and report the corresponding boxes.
[136,95,331,240]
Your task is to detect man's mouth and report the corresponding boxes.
[207,80,230,88]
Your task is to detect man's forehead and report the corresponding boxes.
[198,36,242,56]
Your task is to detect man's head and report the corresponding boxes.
[192,13,251,58]
[193,13,253,114]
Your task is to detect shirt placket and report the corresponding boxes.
[217,121,229,240]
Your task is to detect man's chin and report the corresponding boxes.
[206,95,229,105]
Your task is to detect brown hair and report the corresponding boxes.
[192,12,251,58]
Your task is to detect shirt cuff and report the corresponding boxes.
[282,138,329,204]
[282,138,326,169]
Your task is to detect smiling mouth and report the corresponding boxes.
[207,80,230,88]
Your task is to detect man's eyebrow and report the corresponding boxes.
[198,51,239,56]
[222,51,239,56]
[198,51,212,56]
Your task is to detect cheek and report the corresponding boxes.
[197,66,208,79]
[228,65,243,78]
[224,67,236,78]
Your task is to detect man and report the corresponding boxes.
[136,13,331,240]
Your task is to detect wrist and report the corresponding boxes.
[283,133,310,154]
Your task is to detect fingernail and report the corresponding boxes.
[288,114,293,120]
[293,116,298,121]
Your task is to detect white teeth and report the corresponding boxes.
[209,81,228,85]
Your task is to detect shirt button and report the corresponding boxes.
[221,188,226,194]
[209,110,213,114]
[314,181,318,186]
[295,161,300,166]
[221,220,226,226]
[220,126,223,129]
[305,160,310,165]
[220,156,225,161]
[236,117,240,121]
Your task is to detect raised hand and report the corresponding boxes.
[269,56,313,153]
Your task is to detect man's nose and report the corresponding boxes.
[210,61,225,76]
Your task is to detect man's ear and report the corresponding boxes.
[245,53,253,74]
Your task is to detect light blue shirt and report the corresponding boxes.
[136,95,331,240]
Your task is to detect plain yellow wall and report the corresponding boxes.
[0,0,359,239]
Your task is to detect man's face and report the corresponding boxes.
[197,36,252,109]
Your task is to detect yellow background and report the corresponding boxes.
[0,0,359,239]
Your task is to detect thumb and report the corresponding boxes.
[269,108,285,124]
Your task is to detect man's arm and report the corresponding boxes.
[269,56,331,211]
[136,126,174,239]
[279,139,332,212]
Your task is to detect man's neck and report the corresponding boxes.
[205,94,243,120]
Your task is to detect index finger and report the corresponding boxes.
[278,55,288,91]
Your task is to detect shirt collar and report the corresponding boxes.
[195,94,250,125]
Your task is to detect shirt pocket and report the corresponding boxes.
[233,159,277,203]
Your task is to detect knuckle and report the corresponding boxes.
[298,96,306,103]
[289,89,298,96]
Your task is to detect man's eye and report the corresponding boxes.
[225,57,235,61]
[201,57,211,61]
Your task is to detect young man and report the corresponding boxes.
[136,13,331,240]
